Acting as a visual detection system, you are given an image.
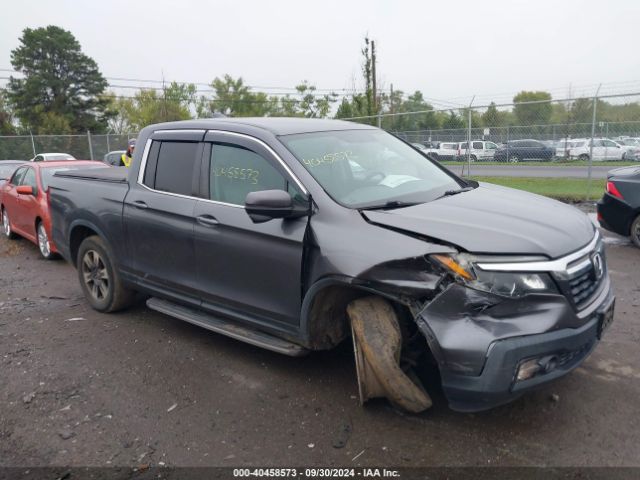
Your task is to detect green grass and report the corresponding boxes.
[472,176,606,201]
[441,160,636,167]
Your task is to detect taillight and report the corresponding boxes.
[606,181,624,200]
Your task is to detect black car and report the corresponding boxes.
[597,166,640,247]
[47,118,614,413]
[494,139,556,162]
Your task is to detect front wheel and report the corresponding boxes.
[631,215,640,249]
[2,208,17,239]
[77,236,135,312]
[36,222,56,260]
[508,154,520,163]
[578,154,590,161]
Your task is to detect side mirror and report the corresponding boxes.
[245,189,308,224]
[16,185,34,195]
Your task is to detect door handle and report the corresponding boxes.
[132,200,148,209]
[197,215,219,227]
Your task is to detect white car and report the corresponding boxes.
[554,139,581,159]
[456,140,499,161]
[568,138,637,161]
[30,153,77,162]
[420,142,459,161]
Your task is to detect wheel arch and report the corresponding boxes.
[299,276,413,350]
[68,220,111,267]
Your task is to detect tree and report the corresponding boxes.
[7,25,111,133]
[202,75,273,117]
[119,82,196,130]
[441,111,464,129]
[481,102,510,127]
[0,89,16,135]
[512,91,553,125]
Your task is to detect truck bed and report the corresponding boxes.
[53,166,128,183]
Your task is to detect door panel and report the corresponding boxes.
[16,167,39,238]
[123,138,203,301]
[194,135,308,327]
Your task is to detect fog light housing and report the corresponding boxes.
[516,355,558,382]
[516,359,543,381]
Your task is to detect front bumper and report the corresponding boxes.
[416,280,614,412]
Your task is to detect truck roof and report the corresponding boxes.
[145,117,376,136]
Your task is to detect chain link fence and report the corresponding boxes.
[0,132,137,161]
[344,91,640,164]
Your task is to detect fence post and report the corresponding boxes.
[586,84,601,201]
[106,133,111,153]
[87,130,94,160]
[377,111,382,129]
[29,130,36,157]
[466,96,475,178]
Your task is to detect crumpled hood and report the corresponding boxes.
[362,182,595,258]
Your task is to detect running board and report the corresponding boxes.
[146,297,309,357]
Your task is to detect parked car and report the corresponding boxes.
[1,160,108,259]
[30,153,77,162]
[597,165,640,247]
[553,139,581,159]
[49,118,613,413]
[613,138,640,160]
[0,160,25,189]
[568,138,637,161]
[455,140,499,161]
[422,141,459,161]
[104,150,126,166]
[493,139,556,162]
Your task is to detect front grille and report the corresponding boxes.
[556,240,606,310]
[568,266,602,308]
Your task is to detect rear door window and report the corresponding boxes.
[146,141,200,196]
[472,141,483,149]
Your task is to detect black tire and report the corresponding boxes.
[469,155,477,162]
[76,235,135,312]
[2,207,17,239]
[36,221,57,260]
[631,215,640,249]
[508,154,520,163]
[579,154,590,161]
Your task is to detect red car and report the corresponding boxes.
[1,160,107,259]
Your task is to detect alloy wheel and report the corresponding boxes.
[81,249,110,300]
[37,224,51,258]
[509,155,519,163]
[2,210,10,237]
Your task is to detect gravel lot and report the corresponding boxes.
[1,225,639,468]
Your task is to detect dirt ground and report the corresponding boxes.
[1,227,639,468]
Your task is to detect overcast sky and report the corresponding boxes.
[1,0,639,107]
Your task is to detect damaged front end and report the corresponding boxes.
[343,240,613,413]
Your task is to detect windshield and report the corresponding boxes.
[41,164,104,190]
[279,129,462,209]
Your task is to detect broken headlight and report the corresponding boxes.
[431,254,558,297]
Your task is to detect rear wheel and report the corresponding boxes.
[631,215,640,248]
[579,154,590,161]
[469,154,477,162]
[36,222,56,260]
[508,154,520,163]
[77,236,135,312]
[2,208,17,239]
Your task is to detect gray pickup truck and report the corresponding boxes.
[49,118,614,413]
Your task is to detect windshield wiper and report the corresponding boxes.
[359,200,422,211]
[440,186,475,197]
